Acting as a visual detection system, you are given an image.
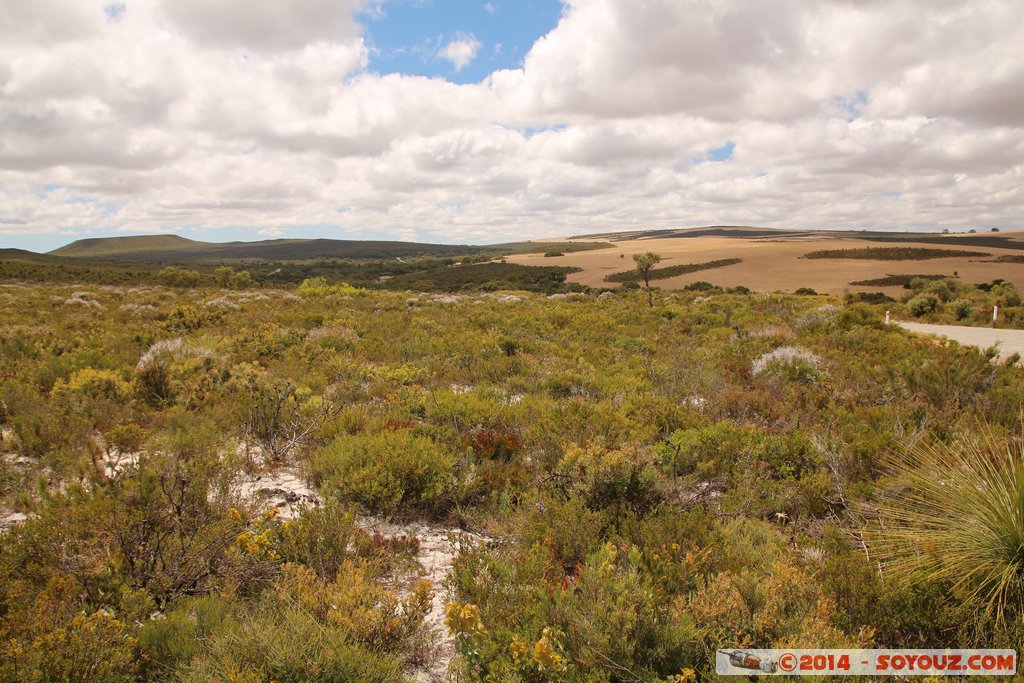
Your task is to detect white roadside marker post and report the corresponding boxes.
[993,305,999,323]
[885,310,890,325]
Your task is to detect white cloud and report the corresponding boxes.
[438,33,482,72]
[1,0,1024,247]
[158,0,366,51]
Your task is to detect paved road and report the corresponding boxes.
[897,322,1024,360]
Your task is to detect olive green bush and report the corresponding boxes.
[311,430,456,517]
[2,280,1024,680]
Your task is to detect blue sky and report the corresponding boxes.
[361,0,563,84]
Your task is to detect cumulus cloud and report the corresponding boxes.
[438,33,482,72]
[158,0,366,51]
[0,0,1023,247]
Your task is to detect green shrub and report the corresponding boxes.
[918,277,960,302]
[684,281,721,292]
[177,562,431,682]
[448,542,702,682]
[311,430,455,517]
[951,298,973,320]
[137,596,233,678]
[818,526,973,648]
[907,293,939,317]
[157,266,202,288]
[296,276,365,297]
[497,336,520,357]
[555,442,664,514]
[273,500,358,579]
[992,280,1022,307]
[516,492,608,570]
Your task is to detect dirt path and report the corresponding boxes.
[897,322,1024,360]
[240,467,486,682]
[359,516,488,682]
[1,448,481,679]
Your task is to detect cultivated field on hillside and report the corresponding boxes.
[509,229,1024,295]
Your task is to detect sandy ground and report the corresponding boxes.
[0,447,480,681]
[509,232,1024,295]
[238,465,487,683]
[1,428,28,531]
[897,322,1024,360]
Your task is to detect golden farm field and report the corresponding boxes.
[509,231,1024,295]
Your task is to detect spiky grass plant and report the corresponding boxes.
[872,433,1024,621]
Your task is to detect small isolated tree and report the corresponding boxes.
[230,270,254,289]
[158,266,202,288]
[632,252,662,307]
[214,265,235,288]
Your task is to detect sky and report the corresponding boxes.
[1,0,1023,252]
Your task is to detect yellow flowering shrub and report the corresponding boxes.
[556,442,663,513]
[277,562,431,650]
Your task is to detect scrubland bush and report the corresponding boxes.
[272,500,359,578]
[991,280,1022,307]
[229,363,338,461]
[658,421,820,482]
[907,293,939,317]
[2,281,1024,680]
[311,430,455,517]
[555,442,664,513]
[951,297,973,320]
[161,304,221,332]
[750,346,824,384]
[296,276,365,297]
[157,266,201,288]
[180,562,426,682]
[449,542,702,682]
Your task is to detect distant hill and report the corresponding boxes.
[49,234,485,262]
[50,234,202,257]
[47,234,610,264]
[0,248,71,264]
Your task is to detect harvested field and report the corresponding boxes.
[508,229,1024,295]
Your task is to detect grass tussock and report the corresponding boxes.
[873,433,1024,620]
